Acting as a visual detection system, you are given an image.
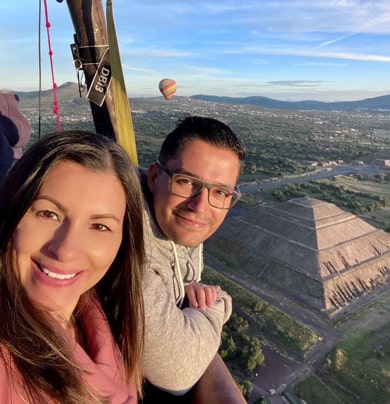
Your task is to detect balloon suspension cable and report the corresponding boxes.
[38,0,42,139]
[43,0,61,132]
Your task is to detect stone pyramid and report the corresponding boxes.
[206,197,390,313]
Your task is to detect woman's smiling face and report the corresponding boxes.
[12,161,126,322]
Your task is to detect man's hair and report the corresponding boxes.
[158,116,246,164]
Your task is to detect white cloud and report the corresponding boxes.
[3,0,390,100]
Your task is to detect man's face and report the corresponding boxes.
[148,139,241,247]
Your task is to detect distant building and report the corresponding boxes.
[206,197,390,315]
[372,159,390,169]
[351,160,365,166]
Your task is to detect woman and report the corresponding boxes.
[0,131,144,403]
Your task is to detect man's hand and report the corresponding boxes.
[185,281,221,310]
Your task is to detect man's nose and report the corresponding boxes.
[186,187,209,211]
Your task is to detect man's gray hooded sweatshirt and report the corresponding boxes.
[139,168,232,394]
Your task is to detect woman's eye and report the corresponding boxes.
[91,223,111,232]
[37,210,60,221]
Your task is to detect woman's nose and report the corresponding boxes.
[46,222,83,261]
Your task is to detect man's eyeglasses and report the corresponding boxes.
[156,160,241,210]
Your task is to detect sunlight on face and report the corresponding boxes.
[13,161,126,322]
[149,140,241,248]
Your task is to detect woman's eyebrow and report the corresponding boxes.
[34,195,66,212]
[90,213,122,223]
[35,196,122,223]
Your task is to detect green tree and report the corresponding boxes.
[230,313,249,333]
[253,300,264,313]
[241,338,265,372]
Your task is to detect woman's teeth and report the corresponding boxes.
[41,267,76,280]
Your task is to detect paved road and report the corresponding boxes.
[239,164,380,194]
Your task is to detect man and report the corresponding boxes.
[139,116,246,402]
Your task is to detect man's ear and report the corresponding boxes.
[148,162,159,192]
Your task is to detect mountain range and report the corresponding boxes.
[13,82,390,113]
[190,93,390,113]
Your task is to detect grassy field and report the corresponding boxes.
[295,325,390,403]
[294,373,360,404]
[333,175,390,198]
[333,175,390,228]
[294,290,390,403]
[320,175,390,230]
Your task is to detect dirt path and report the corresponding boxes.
[249,344,300,402]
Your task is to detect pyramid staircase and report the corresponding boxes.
[206,197,390,313]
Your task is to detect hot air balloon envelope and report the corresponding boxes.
[159,79,177,100]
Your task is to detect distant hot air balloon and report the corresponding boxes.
[159,78,177,100]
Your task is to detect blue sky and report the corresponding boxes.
[1,0,390,101]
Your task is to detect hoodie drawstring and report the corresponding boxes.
[171,242,203,307]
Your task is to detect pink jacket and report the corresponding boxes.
[0,297,137,403]
[0,92,31,159]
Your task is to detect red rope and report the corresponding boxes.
[43,0,61,131]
